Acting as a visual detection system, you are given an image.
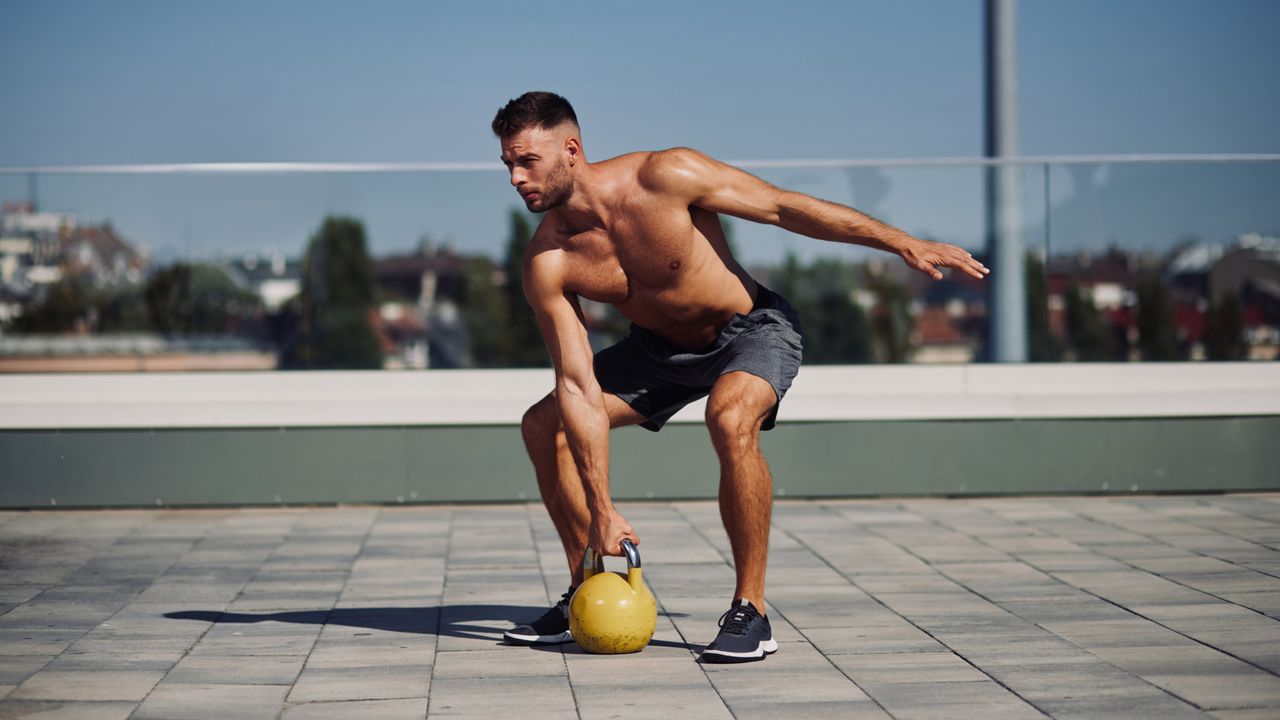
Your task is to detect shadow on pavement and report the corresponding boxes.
[165,606,696,651]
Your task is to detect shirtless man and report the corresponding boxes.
[497,92,989,662]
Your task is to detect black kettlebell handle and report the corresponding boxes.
[582,538,642,576]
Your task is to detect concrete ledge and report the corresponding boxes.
[2,363,1278,429]
[3,364,1277,507]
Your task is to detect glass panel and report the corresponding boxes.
[2,159,1276,371]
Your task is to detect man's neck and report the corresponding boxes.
[556,162,611,232]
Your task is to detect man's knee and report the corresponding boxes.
[705,398,762,454]
[521,395,561,448]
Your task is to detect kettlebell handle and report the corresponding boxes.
[582,538,642,578]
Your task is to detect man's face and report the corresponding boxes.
[499,126,575,213]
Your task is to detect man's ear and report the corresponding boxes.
[565,137,581,166]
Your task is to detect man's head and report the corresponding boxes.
[493,92,581,213]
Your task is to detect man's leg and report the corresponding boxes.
[520,392,647,585]
[704,371,778,612]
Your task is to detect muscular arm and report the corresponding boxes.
[644,147,990,281]
[523,244,632,554]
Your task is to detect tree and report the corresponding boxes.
[1025,252,1063,361]
[461,255,509,367]
[500,209,550,367]
[1136,272,1179,361]
[144,263,259,335]
[774,253,873,363]
[96,283,150,333]
[1064,283,1113,361]
[1203,294,1245,361]
[868,272,914,363]
[14,277,95,333]
[284,216,382,369]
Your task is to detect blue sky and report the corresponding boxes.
[1,0,1277,264]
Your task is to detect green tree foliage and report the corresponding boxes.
[1136,272,1180,361]
[868,273,914,363]
[285,216,383,369]
[461,255,510,367]
[144,263,259,335]
[13,277,96,333]
[501,209,550,367]
[1025,253,1063,362]
[774,253,873,363]
[1063,283,1114,361]
[1203,294,1246,361]
[96,283,150,332]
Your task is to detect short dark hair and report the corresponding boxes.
[491,91,579,138]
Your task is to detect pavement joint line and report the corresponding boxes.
[989,501,1280,681]
[14,511,201,707]
[1140,498,1280,581]
[127,510,309,719]
[523,502,584,720]
[668,501,784,720]
[1190,496,1280,533]
[779,501,1028,718]
[1065,501,1280,606]
[696,502,899,720]
[936,501,1280,698]
[285,507,382,714]
[903,501,1255,709]
[424,502,457,718]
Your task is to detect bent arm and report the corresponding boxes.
[646,148,989,280]
[522,251,615,519]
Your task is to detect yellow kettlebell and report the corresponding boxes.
[569,538,657,654]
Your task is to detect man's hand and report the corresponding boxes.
[588,507,639,557]
[900,238,991,281]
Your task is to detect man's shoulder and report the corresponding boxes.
[522,222,567,278]
[635,147,714,193]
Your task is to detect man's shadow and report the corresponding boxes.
[165,605,697,651]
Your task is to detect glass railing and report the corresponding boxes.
[1,155,1277,371]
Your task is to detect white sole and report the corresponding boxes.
[503,630,572,645]
[701,638,778,661]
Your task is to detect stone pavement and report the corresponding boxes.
[1,494,1279,719]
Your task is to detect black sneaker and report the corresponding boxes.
[700,599,777,663]
[503,588,574,645]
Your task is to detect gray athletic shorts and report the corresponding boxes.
[594,285,804,432]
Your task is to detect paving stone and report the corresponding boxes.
[857,679,1046,719]
[1209,710,1280,720]
[281,698,429,719]
[0,657,51,685]
[425,673,576,717]
[132,683,288,720]
[830,651,992,684]
[9,670,163,702]
[0,499,1274,717]
[432,648,565,679]
[287,665,430,703]
[166,655,305,685]
[0,700,138,719]
[800,619,946,655]
[574,681,732,720]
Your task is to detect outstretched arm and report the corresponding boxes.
[642,147,990,281]
[522,245,636,556]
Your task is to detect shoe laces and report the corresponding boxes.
[718,601,760,636]
[553,589,573,618]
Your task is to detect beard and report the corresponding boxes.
[524,157,574,213]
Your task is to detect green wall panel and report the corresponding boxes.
[2,417,1277,508]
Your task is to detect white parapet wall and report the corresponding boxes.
[2,363,1279,430]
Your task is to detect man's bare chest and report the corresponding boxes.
[559,216,699,305]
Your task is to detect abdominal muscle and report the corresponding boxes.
[601,244,757,351]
